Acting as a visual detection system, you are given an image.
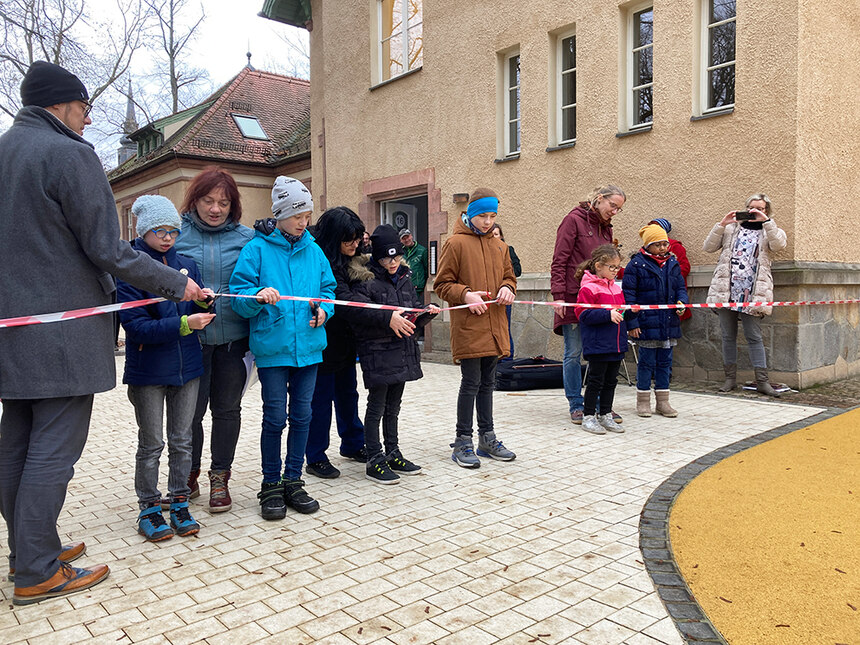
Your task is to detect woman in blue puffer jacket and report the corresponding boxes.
[173,167,254,513]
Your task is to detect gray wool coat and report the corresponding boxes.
[0,107,188,399]
[703,219,787,317]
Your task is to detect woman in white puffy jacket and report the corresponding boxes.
[703,193,787,396]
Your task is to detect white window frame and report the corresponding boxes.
[502,50,521,157]
[373,0,423,85]
[698,0,736,114]
[624,3,654,131]
[551,29,577,146]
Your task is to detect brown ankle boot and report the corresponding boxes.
[208,470,232,513]
[719,364,737,392]
[636,390,652,417]
[755,368,780,397]
[655,390,678,417]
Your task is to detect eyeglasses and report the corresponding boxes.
[342,238,361,246]
[80,100,93,117]
[604,200,624,213]
[378,255,402,265]
[602,264,621,271]
[151,228,181,239]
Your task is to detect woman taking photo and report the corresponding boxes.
[704,193,787,396]
[304,206,368,478]
[551,185,626,424]
[174,167,254,511]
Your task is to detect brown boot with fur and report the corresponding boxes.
[636,390,652,417]
[655,390,678,417]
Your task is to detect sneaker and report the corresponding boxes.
[581,415,606,435]
[8,541,86,583]
[367,456,401,484]
[611,410,623,424]
[169,497,200,537]
[477,431,516,461]
[208,470,232,513]
[570,409,584,425]
[258,481,286,521]
[137,505,174,542]
[339,446,368,463]
[450,435,481,469]
[306,460,341,479]
[386,449,420,476]
[13,562,110,606]
[283,479,320,514]
[597,413,625,434]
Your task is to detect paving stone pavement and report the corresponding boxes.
[0,358,823,644]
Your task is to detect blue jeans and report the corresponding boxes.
[258,365,318,483]
[636,346,673,391]
[562,323,584,412]
[306,366,365,464]
[128,380,199,509]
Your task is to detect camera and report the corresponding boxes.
[735,210,754,221]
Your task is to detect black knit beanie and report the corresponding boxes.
[370,224,403,262]
[20,61,89,108]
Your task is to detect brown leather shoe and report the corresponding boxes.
[13,562,109,606]
[7,541,86,582]
[208,470,232,513]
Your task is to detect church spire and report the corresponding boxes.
[122,79,139,134]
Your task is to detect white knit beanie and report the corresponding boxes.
[271,176,313,220]
[133,195,181,237]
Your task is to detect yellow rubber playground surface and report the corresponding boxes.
[669,407,860,644]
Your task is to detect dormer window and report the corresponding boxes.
[232,114,268,140]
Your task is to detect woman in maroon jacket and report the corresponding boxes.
[551,185,626,424]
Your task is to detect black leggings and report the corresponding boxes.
[583,360,621,416]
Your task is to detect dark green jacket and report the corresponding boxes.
[403,242,428,293]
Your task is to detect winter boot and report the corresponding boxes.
[655,390,678,417]
[636,390,652,417]
[755,368,780,397]
[476,431,516,461]
[208,470,232,513]
[450,435,481,468]
[719,364,737,392]
[169,496,200,537]
[258,481,286,521]
[137,505,173,542]
[283,479,320,514]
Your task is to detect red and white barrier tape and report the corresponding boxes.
[3,293,860,329]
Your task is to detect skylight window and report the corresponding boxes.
[232,114,268,140]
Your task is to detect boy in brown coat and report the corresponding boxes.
[435,189,518,468]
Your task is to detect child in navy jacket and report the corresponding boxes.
[118,195,214,542]
[574,244,627,435]
[622,224,688,418]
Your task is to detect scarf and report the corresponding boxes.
[641,248,670,266]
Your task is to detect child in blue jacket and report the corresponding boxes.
[229,177,336,521]
[118,195,215,542]
[622,224,688,418]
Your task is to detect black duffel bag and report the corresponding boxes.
[495,356,564,391]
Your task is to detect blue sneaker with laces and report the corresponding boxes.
[450,435,481,469]
[169,497,200,537]
[138,505,173,542]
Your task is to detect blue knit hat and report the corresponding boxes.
[133,195,182,237]
[650,218,672,233]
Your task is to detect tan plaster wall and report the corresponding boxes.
[794,1,860,262]
[308,0,811,272]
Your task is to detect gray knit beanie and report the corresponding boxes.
[271,176,313,220]
[133,195,182,237]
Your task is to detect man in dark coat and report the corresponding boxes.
[0,61,203,606]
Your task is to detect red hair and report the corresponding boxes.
[181,166,242,222]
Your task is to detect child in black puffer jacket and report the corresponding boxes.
[350,225,438,485]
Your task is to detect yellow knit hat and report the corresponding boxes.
[639,224,668,249]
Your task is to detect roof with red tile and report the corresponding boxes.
[109,67,310,181]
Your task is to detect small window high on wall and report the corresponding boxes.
[501,51,521,157]
[552,31,577,146]
[626,5,654,130]
[376,0,423,84]
[703,0,736,111]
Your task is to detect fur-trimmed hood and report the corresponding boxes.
[347,253,410,284]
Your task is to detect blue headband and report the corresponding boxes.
[466,197,498,220]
